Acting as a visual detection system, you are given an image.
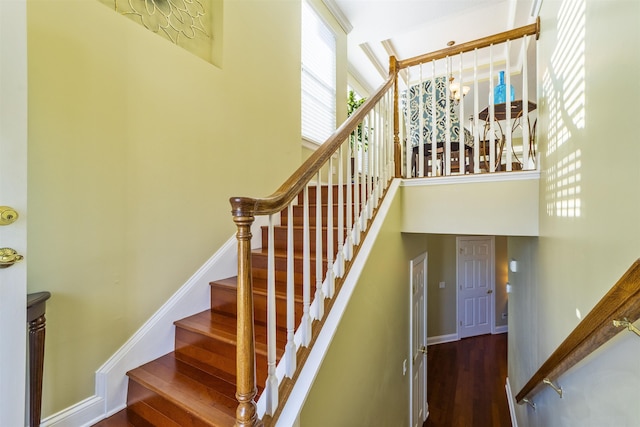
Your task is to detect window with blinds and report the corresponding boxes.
[301,1,336,144]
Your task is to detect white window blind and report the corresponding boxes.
[301,1,336,144]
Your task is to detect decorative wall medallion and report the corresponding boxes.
[99,0,217,64]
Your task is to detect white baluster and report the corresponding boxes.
[326,157,334,298]
[445,57,451,176]
[405,66,412,178]
[431,61,437,177]
[353,128,360,246]
[418,64,424,178]
[360,120,367,231]
[367,109,373,220]
[346,136,354,259]
[337,144,345,277]
[489,45,496,172]
[265,214,278,414]
[458,52,465,174]
[314,171,324,320]
[301,185,312,346]
[374,101,380,205]
[472,49,480,173]
[506,39,512,172]
[522,35,530,169]
[284,201,296,378]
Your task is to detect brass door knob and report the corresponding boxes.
[0,206,19,225]
[419,345,428,355]
[0,248,24,268]
[487,289,494,294]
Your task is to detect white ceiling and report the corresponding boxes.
[325,0,539,92]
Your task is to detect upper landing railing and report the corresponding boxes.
[229,20,540,427]
[391,18,540,179]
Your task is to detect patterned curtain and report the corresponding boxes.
[402,76,472,148]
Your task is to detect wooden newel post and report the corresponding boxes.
[27,291,51,427]
[389,56,401,178]
[230,198,263,427]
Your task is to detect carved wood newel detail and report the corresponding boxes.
[27,291,51,427]
[231,198,263,427]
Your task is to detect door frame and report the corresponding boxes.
[456,236,496,338]
[409,252,428,427]
[0,0,28,425]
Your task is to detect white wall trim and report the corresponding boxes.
[426,333,459,346]
[505,377,519,427]
[401,170,540,187]
[320,0,353,33]
[274,179,400,426]
[494,325,508,334]
[42,233,242,426]
[40,396,105,427]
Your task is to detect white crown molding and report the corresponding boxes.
[321,0,353,34]
[347,64,374,95]
[359,42,387,79]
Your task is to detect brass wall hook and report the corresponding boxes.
[522,398,536,410]
[613,318,640,337]
[543,378,563,398]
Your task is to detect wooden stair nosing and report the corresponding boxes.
[126,354,237,427]
[174,311,287,358]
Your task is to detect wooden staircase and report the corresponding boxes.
[94,185,353,427]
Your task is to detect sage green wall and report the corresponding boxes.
[424,234,457,337]
[300,189,425,426]
[508,0,640,425]
[424,234,508,338]
[27,0,303,417]
[402,178,539,236]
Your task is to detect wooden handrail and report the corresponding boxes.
[516,259,640,404]
[230,73,396,427]
[398,17,540,70]
[230,76,395,218]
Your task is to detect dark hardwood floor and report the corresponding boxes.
[423,333,511,427]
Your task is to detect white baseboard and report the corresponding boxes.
[505,377,518,427]
[494,325,508,334]
[427,333,459,346]
[41,231,244,426]
[40,396,105,427]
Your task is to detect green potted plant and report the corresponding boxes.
[347,90,367,152]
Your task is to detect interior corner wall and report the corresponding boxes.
[508,0,640,425]
[27,0,301,417]
[300,190,423,426]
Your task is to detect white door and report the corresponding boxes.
[457,237,494,339]
[0,2,29,425]
[410,253,428,427]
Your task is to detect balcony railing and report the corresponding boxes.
[393,18,540,178]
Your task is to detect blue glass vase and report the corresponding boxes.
[493,71,515,104]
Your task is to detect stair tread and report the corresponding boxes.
[210,276,304,302]
[174,311,286,357]
[252,248,330,260]
[127,353,237,426]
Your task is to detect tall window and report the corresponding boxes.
[301,1,336,144]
